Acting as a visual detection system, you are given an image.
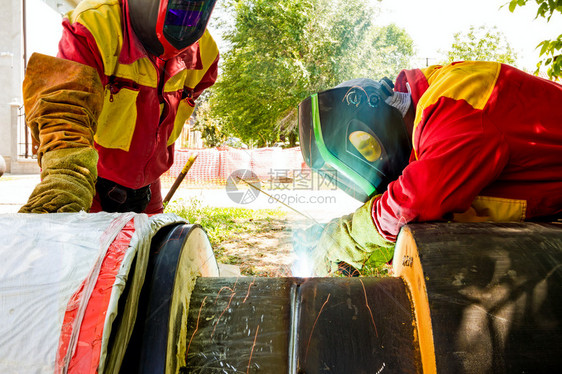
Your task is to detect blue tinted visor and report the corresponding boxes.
[166,9,202,27]
[163,0,216,48]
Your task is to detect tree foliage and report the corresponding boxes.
[443,25,518,65]
[193,98,226,147]
[506,0,562,79]
[200,0,414,146]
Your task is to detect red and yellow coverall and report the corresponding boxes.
[57,0,219,213]
[374,61,562,241]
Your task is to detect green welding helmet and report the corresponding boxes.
[298,78,412,202]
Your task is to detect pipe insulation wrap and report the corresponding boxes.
[0,212,216,374]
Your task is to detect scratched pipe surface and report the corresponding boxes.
[296,277,419,374]
[406,222,562,374]
[184,278,295,373]
[183,277,420,374]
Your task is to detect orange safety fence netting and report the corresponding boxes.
[161,147,308,188]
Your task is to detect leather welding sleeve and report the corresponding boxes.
[311,197,395,276]
[19,53,103,213]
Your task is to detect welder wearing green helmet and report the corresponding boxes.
[299,61,562,276]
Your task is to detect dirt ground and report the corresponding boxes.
[214,215,301,277]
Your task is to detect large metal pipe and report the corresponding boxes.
[2,214,561,373]
[178,277,418,373]
[172,222,562,374]
[121,223,219,374]
[394,222,562,374]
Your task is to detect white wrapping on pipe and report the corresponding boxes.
[0,212,127,373]
[0,212,190,374]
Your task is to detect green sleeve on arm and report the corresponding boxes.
[312,196,395,276]
[19,148,98,213]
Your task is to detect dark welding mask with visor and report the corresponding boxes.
[298,78,412,202]
[128,0,217,60]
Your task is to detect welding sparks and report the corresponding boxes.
[305,293,331,364]
[243,277,256,303]
[291,223,326,278]
[359,279,378,338]
[211,291,236,338]
[292,252,314,278]
[215,286,235,303]
[235,175,325,278]
[186,296,207,357]
[247,325,260,374]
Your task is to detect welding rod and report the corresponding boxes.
[163,153,198,205]
[235,176,317,222]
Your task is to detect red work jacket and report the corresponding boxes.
[57,0,219,191]
[373,61,562,241]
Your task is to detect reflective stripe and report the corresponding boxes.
[413,62,501,159]
[165,69,188,93]
[454,195,527,222]
[168,100,195,146]
[67,0,159,87]
[183,30,219,89]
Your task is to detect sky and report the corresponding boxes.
[375,0,561,71]
[28,0,561,72]
[26,0,64,57]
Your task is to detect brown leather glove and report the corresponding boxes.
[19,53,103,213]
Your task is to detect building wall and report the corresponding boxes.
[0,0,73,173]
[0,0,23,171]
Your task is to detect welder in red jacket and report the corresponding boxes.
[19,0,219,214]
[298,61,562,276]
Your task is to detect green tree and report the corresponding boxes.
[443,25,518,65]
[193,97,226,148]
[347,24,415,79]
[505,0,562,79]
[201,0,414,146]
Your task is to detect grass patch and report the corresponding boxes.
[165,198,289,274]
[165,198,390,278]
